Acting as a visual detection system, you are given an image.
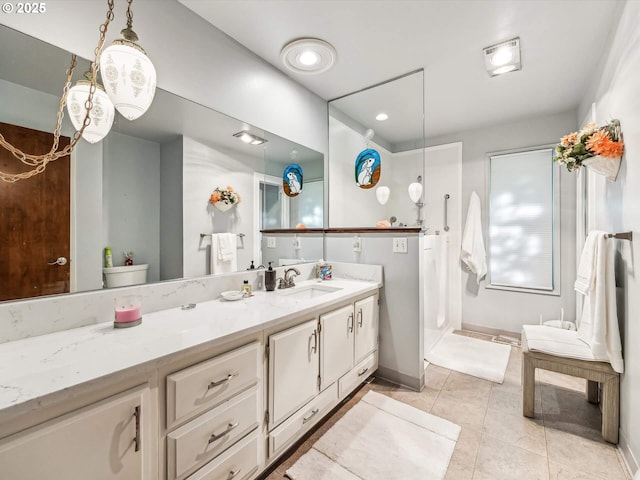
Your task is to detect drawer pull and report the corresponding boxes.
[348,313,354,333]
[208,373,238,390]
[228,467,242,479]
[357,308,363,327]
[357,367,369,377]
[310,330,318,354]
[208,421,239,444]
[133,405,141,452]
[302,408,320,424]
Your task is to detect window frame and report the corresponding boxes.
[485,144,561,296]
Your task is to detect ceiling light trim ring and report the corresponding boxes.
[280,38,337,75]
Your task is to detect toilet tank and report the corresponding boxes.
[103,264,149,288]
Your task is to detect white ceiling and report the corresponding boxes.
[179,0,622,139]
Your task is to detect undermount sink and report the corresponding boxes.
[277,284,342,300]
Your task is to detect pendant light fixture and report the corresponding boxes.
[376,186,390,205]
[66,71,115,144]
[100,0,156,120]
[408,181,423,203]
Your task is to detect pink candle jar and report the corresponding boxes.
[114,295,142,328]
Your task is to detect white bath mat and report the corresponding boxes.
[426,333,511,383]
[286,390,460,480]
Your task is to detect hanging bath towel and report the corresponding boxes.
[460,191,487,284]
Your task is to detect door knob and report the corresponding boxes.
[48,257,67,266]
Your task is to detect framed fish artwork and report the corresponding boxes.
[283,164,303,197]
[355,149,381,189]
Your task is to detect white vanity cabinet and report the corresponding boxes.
[165,342,262,480]
[267,318,319,428]
[320,294,379,391]
[0,384,152,480]
[267,293,379,459]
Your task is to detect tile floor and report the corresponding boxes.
[259,336,630,480]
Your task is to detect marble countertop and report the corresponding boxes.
[0,279,380,416]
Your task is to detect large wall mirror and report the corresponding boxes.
[0,24,323,302]
[328,70,425,228]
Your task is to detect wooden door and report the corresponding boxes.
[0,384,151,480]
[268,319,319,428]
[320,304,354,389]
[355,295,379,364]
[0,122,70,301]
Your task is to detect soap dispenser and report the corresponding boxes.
[265,262,276,291]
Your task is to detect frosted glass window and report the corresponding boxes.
[488,148,558,292]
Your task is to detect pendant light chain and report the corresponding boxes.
[0,0,116,183]
[126,0,133,30]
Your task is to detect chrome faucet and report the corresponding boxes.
[278,267,300,289]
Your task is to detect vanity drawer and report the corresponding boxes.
[268,382,338,458]
[167,342,260,427]
[168,387,259,480]
[187,431,259,480]
[338,351,377,398]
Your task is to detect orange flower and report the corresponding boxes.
[210,191,222,203]
[226,186,234,193]
[587,131,624,158]
[560,132,578,147]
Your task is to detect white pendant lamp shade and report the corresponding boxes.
[408,182,423,203]
[100,39,156,121]
[376,186,390,205]
[66,79,115,144]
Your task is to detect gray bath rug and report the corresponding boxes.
[285,390,461,480]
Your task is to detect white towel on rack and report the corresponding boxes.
[574,230,601,295]
[211,233,237,274]
[575,231,623,373]
[460,191,487,284]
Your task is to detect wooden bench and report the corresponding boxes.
[522,350,620,444]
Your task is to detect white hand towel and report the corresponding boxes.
[574,230,602,295]
[217,233,236,262]
[576,232,624,373]
[210,233,237,274]
[460,191,487,284]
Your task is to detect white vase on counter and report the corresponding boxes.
[583,155,622,181]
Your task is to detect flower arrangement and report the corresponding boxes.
[209,186,241,211]
[554,119,623,172]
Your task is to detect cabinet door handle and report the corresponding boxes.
[133,405,141,453]
[208,421,239,444]
[208,372,238,390]
[310,330,318,354]
[357,308,363,327]
[228,467,242,479]
[348,313,354,333]
[357,367,369,377]
[302,408,320,424]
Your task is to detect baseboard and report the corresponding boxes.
[461,322,521,340]
[619,430,638,477]
[376,365,424,392]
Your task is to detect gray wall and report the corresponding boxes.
[427,111,578,335]
[578,1,640,471]
[160,137,184,280]
[103,131,161,281]
[325,233,422,389]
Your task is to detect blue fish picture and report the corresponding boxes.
[355,149,381,189]
[283,164,303,197]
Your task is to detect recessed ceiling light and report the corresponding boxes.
[490,47,513,66]
[376,113,389,121]
[483,37,521,77]
[281,38,337,74]
[299,50,320,66]
[233,131,267,145]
